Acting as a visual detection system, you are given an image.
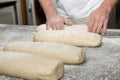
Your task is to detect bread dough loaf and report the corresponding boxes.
[3,41,85,64]
[34,24,102,47]
[0,51,64,80]
[36,24,88,32]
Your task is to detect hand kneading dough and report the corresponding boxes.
[0,51,64,80]
[36,24,88,32]
[3,41,85,64]
[34,24,102,47]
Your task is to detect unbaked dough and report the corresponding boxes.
[34,24,102,47]
[3,41,85,64]
[0,51,64,80]
[36,24,88,32]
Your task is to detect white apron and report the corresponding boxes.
[56,0,104,19]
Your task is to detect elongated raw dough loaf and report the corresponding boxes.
[34,24,102,47]
[0,51,64,80]
[36,24,88,32]
[3,41,85,64]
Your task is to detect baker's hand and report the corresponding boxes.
[46,15,73,30]
[88,0,113,35]
[88,8,110,35]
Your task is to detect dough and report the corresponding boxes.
[0,51,64,80]
[34,24,102,47]
[36,24,88,32]
[3,41,85,64]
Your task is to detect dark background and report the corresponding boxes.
[116,1,120,28]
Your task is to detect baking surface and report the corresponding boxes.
[0,24,120,80]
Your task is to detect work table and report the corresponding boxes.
[0,24,120,80]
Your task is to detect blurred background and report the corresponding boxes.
[0,0,120,29]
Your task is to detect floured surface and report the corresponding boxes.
[0,25,120,80]
[61,37,120,80]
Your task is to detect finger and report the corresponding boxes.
[88,18,95,32]
[52,24,57,30]
[91,19,100,33]
[88,11,95,32]
[49,23,55,30]
[96,20,103,34]
[46,23,51,30]
[52,25,56,30]
[102,20,108,35]
[64,18,73,26]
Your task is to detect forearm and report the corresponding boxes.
[88,0,118,34]
[39,0,57,19]
[109,0,118,7]
[100,0,118,12]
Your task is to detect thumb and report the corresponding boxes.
[64,18,73,26]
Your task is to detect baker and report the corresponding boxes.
[39,0,118,35]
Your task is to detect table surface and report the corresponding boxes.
[0,24,120,80]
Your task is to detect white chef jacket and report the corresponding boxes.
[56,0,104,18]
